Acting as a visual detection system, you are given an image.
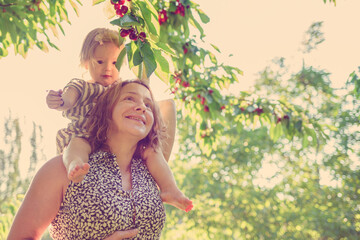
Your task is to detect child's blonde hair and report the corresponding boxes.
[79,28,121,68]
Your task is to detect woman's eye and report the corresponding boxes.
[125,96,134,101]
[145,102,153,109]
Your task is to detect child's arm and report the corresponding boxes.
[157,99,176,162]
[144,148,193,212]
[46,87,80,111]
[63,137,91,183]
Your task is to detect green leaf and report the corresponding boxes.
[136,0,160,38]
[153,49,170,84]
[133,48,143,66]
[211,43,221,53]
[36,41,49,53]
[110,15,141,27]
[295,120,303,132]
[154,42,176,56]
[125,42,136,69]
[92,0,107,5]
[140,42,157,78]
[196,8,210,24]
[68,0,80,17]
[188,12,205,38]
[116,47,127,71]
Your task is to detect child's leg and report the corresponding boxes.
[157,99,176,161]
[63,137,91,183]
[144,148,193,212]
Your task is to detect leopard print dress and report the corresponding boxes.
[50,151,166,239]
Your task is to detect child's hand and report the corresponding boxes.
[46,89,64,109]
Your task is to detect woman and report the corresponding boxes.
[8,80,167,239]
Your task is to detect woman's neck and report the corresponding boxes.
[106,134,137,172]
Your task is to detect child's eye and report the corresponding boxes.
[97,60,103,64]
[112,61,117,65]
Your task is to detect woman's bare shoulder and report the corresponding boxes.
[34,155,69,188]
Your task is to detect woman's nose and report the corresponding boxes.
[135,103,146,112]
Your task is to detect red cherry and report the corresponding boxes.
[114,3,121,10]
[201,97,206,105]
[129,32,138,41]
[116,9,124,16]
[120,29,130,37]
[277,117,282,123]
[139,32,146,42]
[283,115,289,119]
[2,8,6,13]
[120,5,128,14]
[221,106,226,111]
[181,81,189,87]
[197,94,201,98]
[118,0,125,4]
[175,77,181,84]
[240,107,245,112]
[158,9,168,25]
[180,5,185,16]
[255,108,263,115]
[171,87,178,94]
[204,105,209,112]
[208,89,214,94]
[183,47,188,54]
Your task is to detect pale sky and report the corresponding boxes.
[0,0,359,159]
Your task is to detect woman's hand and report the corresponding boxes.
[103,229,139,240]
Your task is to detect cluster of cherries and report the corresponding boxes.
[276,114,289,123]
[110,0,130,17]
[172,73,215,113]
[174,0,187,17]
[158,9,168,25]
[120,27,146,42]
[158,0,190,25]
[183,42,190,54]
[240,106,290,124]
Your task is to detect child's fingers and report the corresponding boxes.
[47,99,64,109]
[46,89,63,97]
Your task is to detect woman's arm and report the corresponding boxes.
[7,156,69,240]
[157,99,176,162]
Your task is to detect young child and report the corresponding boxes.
[46,28,193,212]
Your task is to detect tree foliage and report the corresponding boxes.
[0,0,81,58]
[1,1,356,239]
[1,0,337,155]
[162,55,360,240]
[0,113,45,238]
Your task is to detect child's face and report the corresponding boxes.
[87,42,121,87]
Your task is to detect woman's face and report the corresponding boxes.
[111,83,154,139]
